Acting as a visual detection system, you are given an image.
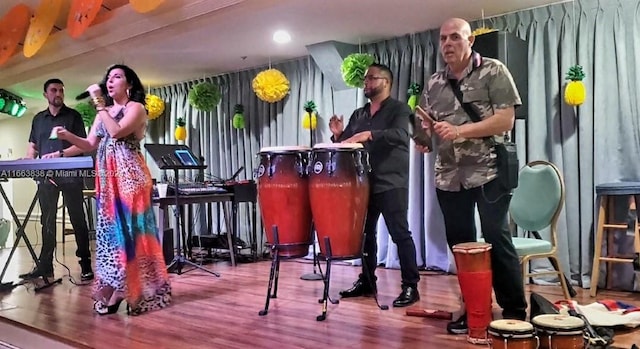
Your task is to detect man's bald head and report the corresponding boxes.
[441,18,472,38]
[439,18,474,71]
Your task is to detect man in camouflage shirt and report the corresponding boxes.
[417,18,527,334]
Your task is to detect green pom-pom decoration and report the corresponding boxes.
[188,82,221,112]
[75,102,96,127]
[341,53,375,88]
[232,104,245,129]
[303,100,316,112]
[565,65,585,81]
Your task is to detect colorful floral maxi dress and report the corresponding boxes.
[92,108,171,315]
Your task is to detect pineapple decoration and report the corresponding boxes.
[174,117,187,141]
[564,65,586,106]
[302,100,318,130]
[232,104,245,129]
[407,83,422,112]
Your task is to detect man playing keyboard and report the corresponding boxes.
[21,78,94,282]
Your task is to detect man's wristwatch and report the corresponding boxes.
[59,149,64,157]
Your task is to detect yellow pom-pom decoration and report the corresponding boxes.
[252,69,290,103]
[145,94,165,120]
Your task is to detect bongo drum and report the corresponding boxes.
[532,314,585,349]
[452,242,493,344]
[488,319,539,349]
[308,143,370,259]
[257,146,313,258]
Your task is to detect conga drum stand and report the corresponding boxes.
[259,225,312,316]
[300,226,322,281]
[314,236,341,321]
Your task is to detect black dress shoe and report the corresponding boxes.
[447,313,468,334]
[81,271,94,281]
[339,279,375,298]
[18,267,53,279]
[392,285,419,307]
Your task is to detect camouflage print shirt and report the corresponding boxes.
[422,52,521,191]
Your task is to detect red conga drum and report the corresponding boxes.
[532,314,585,349]
[488,319,539,349]
[308,143,370,259]
[257,146,313,258]
[452,241,494,344]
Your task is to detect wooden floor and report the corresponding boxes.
[0,243,639,349]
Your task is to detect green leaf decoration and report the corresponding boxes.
[407,83,422,96]
[303,100,316,112]
[565,65,585,81]
[234,103,244,115]
[75,102,96,127]
[341,53,375,88]
[188,82,221,112]
[176,117,186,127]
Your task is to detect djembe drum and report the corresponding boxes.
[488,319,539,349]
[308,143,370,259]
[452,241,494,344]
[257,146,313,258]
[532,314,585,349]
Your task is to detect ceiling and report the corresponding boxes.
[0,0,567,114]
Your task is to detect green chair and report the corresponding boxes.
[509,160,572,300]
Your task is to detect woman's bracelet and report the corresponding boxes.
[92,96,106,109]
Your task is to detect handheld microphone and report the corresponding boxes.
[75,83,107,100]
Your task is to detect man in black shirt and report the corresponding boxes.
[330,63,420,307]
[20,78,94,282]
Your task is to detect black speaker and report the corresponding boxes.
[473,31,528,119]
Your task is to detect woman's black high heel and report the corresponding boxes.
[93,298,124,315]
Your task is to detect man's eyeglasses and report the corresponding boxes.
[363,75,387,82]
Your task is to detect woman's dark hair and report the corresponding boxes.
[101,64,146,110]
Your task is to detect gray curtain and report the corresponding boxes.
[479,0,640,289]
[145,58,335,252]
[146,0,640,291]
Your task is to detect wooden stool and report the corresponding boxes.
[590,182,640,297]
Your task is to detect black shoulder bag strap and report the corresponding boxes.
[448,79,482,124]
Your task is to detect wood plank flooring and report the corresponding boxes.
[0,244,639,349]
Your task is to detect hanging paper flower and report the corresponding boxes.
[341,53,375,88]
[74,102,96,127]
[252,69,290,103]
[175,117,186,141]
[472,27,498,36]
[145,94,164,120]
[302,100,317,130]
[564,65,586,106]
[188,82,221,112]
[232,104,245,129]
[407,83,422,112]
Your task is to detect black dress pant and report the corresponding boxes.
[38,181,91,271]
[361,188,420,287]
[436,178,527,319]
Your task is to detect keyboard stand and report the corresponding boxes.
[144,144,220,278]
[0,180,62,292]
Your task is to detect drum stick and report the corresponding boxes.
[405,308,452,320]
[415,106,436,124]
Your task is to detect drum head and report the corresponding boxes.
[532,314,585,334]
[313,142,363,150]
[488,319,534,338]
[259,145,310,153]
[452,241,492,254]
